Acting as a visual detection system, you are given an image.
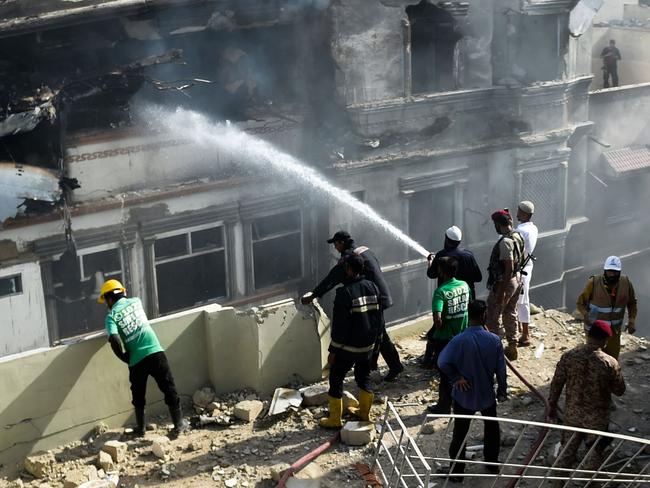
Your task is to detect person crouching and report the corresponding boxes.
[320,253,383,428]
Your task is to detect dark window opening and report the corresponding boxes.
[351,190,366,202]
[408,186,455,256]
[154,226,227,314]
[406,1,461,93]
[514,15,562,83]
[251,210,303,289]
[51,247,123,339]
[0,275,22,297]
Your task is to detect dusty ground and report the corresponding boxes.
[2,309,650,488]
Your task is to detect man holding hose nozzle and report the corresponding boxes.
[301,230,404,382]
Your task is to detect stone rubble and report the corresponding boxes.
[3,309,650,488]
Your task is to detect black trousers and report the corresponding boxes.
[603,65,618,88]
[328,349,372,398]
[129,351,180,410]
[449,401,500,474]
[371,315,403,372]
[431,338,452,410]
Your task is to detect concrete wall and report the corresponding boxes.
[0,300,328,469]
[591,26,650,88]
[0,262,49,356]
[593,0,636,23]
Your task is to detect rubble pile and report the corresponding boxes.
[1,309,649,488]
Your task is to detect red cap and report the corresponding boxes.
[491,209,511,225]
[591,320,613,337]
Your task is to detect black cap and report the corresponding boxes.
[327,230,352,244]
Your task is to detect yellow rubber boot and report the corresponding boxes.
[349,389,374,422]
[319,396,343,429]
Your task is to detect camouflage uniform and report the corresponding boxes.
[548,343,626,471]
[486,231,524,345]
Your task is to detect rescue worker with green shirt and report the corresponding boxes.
[426,257,470,414]
[99,279,189,437]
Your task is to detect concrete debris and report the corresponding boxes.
[62,466,98,488]
[77,477,118,488]
[93,423,109,437]
[101,441,127,464]
[301,385,329,407]
[23,451,56,479]
[342,391,359,410]
[340,421,375,446]
[151,436,171,460]
[269,388,303,416]
[96,451,114,472]
[234,400,264,422]
[193,387,216,409]
[270,462,291,482]
[225,478,238,487]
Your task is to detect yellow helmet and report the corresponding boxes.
[98,279,126,304]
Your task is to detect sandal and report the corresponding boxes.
[518,339,532,347]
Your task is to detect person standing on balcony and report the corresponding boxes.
[548,320,626,472]
[485,210,525,361]
[426,257,471,414]
[576,255,637,359]
[423,225,482,368]
[601,39,622,88]
[437,299,507,479]
[302,230,404,382]
[515,201,538,347]
[99,279,189,438]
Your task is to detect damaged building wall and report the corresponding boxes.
[0,299,329,468]
[0,261,49,356]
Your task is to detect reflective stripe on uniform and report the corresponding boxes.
[351,294,379,313]
[589,304,624,314]
[330,341,375,353]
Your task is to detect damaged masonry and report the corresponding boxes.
[1,0,650,486]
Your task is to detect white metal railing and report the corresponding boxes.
[372,402,650,488]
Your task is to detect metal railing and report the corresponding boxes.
[372,402,650,488]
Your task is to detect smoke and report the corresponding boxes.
[141,105,430,257]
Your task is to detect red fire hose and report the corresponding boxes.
[277,432,341,488]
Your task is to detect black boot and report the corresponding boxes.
[169,406,189,437]
[420,340,435,369]
[126,407,145,437]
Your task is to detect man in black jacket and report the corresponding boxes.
[422,225,482,368]
[319,254,382,428]
[302,230,404,381]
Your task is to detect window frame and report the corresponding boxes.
[0,274,23,299]
[151,222,229,315]
[247,208,305,293]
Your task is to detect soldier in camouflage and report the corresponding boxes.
[548,320,626,472]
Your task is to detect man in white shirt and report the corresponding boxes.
[516,201,538,346]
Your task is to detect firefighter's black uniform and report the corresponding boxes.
[311,241,404,377]
[329,276,382,397]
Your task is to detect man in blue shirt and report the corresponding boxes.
[437,299,507,478]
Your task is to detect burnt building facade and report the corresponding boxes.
[1,0,647,357]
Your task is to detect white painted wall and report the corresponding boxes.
[0,262,49,356]
[593,0,636,22]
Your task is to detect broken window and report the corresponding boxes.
[51,245,124,339]
[251,210,303,290]
[408,185,455,255]
[154,225,227,315]
[406,1,461,94]
[0,275,22,298]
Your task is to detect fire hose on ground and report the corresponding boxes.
[276,337,561,487]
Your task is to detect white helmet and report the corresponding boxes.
[603,255,622,272]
